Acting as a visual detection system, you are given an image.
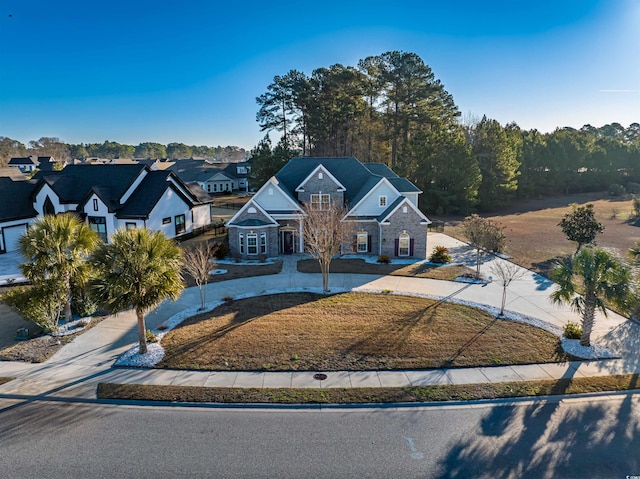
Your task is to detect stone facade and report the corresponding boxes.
[296,173,344,207]
[380,204,428,258]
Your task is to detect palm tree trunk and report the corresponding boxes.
[64,272,73,323]
[137,308,148,354]
[580,293,597,347]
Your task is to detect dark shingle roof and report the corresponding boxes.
[362,163,398,178]
[233,218,273,227]
[117,171,187,218]
[388,177,421,193]
[0,178,37,221]
[8,157,37,166]
[275,157,375,204]
[168,159,229,182]
[33,164,147,204]
[185,181,212,203]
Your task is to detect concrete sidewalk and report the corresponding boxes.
[1,232,639,402]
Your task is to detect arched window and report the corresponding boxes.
[398,232,410,256]
[43,196,55,216]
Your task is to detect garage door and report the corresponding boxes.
[2,225,27,252]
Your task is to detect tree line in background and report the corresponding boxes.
[252,50,640,215]
[0,137,247,165]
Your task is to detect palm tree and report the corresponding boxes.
[19,214,99,323]
[550,247,633,346]
[90,228,184,354]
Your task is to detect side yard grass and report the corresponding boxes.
[98,374,640,404]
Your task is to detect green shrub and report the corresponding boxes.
[609,184,626,197]
[377,254,390,264]
[563,321,582,340]
[146,329,158,343]
[211,242,229,260]
[3,283,66,333]
[71,292,98,318]
[429,245,452,264]
[627,182,640,195]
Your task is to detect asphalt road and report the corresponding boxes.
[1,395,639,478]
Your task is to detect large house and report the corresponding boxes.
[226,157,431,259]
[168,160,250,194]
[0,164,213,253]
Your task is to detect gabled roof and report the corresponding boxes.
[0,178,37,222]
[274,157,422,207]
[377,197,431,225]
[33,164,148,205]
[168,159,233,182]
[0,167,26,180]
[8,157,37,166]
[116,171,196,218]
[295,164,346,192]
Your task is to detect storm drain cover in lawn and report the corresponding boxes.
[313,373,327,381]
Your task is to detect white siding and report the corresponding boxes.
[253,181,298,211]
[1,221,31,252]
[192,204,210,228]
[33,184,73,214]
[404,192,419,207]
[81,193,117,240]
[348,181,400,217]
[145,188,193,238]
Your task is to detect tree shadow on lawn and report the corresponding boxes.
[158,292,323,367]
[433,372,640,478]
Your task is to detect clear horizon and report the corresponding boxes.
[0,0,638,150]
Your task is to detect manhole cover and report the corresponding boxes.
[313,373,327,381]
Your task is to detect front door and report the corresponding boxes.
[281,230,295,254]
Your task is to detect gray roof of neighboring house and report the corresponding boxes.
[33,164,147,204]
[0,178,37,222]
[8,157,37,166]
[168,159,238,182]
[0,167,27,180]
[185,181,213,203]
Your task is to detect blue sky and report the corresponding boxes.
[0,0,638,150]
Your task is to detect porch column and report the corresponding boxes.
[298,218,304,253]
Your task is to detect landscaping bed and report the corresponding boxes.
[97,373,640,404]
[157,292,571,371]
[297,259,475,280]
[0,377,13,386]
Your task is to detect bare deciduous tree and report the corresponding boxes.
[490,260,526,316]
[183,242,214,310]
[461,214,506,277]
[301,202,353,292]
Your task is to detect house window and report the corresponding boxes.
[247,233,258,255]
[175,214,186,235]
[318,172,323,179]
[93,199,99,211]
[207,184,211,192]
[398,232,410,257]
[239,234,244,254]
[260,233,267,254]
[163,217,171,225]
[88,216,107,242]
[248,207,257,213]
[311,193,330,209]
[357,232,368,253]
[402,206,408,213]
[213,183,217,192]
[268,188,273,195]
[43,196,55,216]
[379,196,387,207]
[125,222,136,230]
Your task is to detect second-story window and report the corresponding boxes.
[379,196,387,207]
[93,199,99,211]
[311,193,330,209]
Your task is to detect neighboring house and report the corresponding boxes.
[0,178,37,253]
[168,159,250,194]
[0,167,27,181]
[226,157,431,259]
[0,164,214,253]
[8,157,38,173]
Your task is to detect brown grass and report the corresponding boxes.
[443,192,640,276]
[297,258,474,280]
[97,373,640,404]
[157,292,569,371]
[0,377,13,386]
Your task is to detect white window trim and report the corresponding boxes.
[398,232,410,256]
[260,233,267,254]
[239,233,244,254]
[357,231,368,253]
[379,195,387,207]
[247,232,258,255]
[311,193,331,210]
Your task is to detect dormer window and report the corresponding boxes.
[379,196,387,207]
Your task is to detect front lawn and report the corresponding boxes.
[158,292,570,371]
